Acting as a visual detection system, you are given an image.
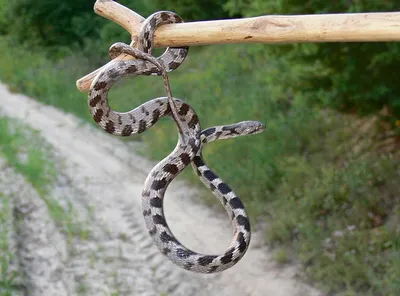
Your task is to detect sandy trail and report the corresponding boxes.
[0,82,322,296]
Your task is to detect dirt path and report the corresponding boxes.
[0,82,323,296]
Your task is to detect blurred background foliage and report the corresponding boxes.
[1,0,400,119]
[0,1,399,295]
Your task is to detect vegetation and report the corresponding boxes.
[230,1,400,121]
[1,0,400,121]
[0,0,399,295]
[0,116,89,240]
[0,193,18,296]
[0,116,55,194]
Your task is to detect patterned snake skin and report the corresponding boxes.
[88,11,265,273]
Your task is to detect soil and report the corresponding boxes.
[0,82,323,296]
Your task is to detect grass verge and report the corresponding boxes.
[0,36,399,295]
[0,193,18,296]
[0,114,89,240]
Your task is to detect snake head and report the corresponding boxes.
[201,121,265,144]
[228,121,265,136]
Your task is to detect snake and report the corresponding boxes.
[88,11,265,273]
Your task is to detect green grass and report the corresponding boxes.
[0,37,91,121]
[0,114,89,240]
[266,154,400,295]
[0,36,399,295]
[0,114,55,195]
[44,198,90,242]
[0,193,18,296]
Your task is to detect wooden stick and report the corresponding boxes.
[94,0,144,35]
[155,12,400,46]
[76,0,400,92]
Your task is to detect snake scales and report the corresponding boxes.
[88,11,265,273]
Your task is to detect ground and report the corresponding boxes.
[0,83,323,296]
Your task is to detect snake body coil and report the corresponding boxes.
[88,11,265,273]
